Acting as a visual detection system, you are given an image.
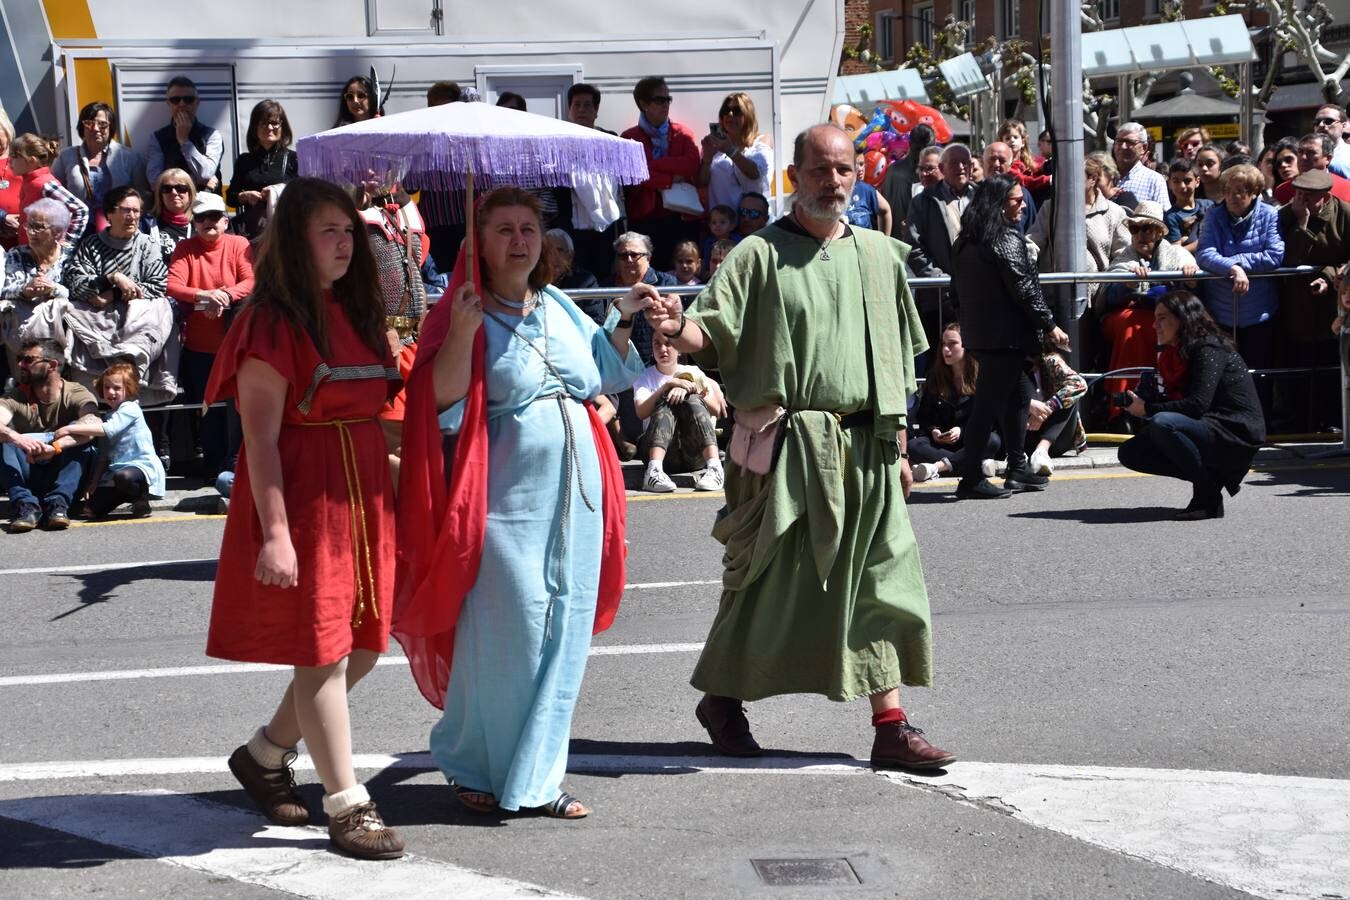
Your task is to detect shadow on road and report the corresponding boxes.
[1007,506,1179,524]
[49,560,217,622]
[1251,464,1350,498]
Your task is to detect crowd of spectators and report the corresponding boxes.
[4,68,1350,520]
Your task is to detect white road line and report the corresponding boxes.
[881,763,1350,900]
[0,558,217,577]
[2,758,1347,899]
[0,752,864,783]
[0,790,578,899]
[0,642,704,687]
[624,579,721,590]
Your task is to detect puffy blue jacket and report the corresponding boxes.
[1195,200,1284,328]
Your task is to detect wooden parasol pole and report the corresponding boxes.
[464,160,476,286]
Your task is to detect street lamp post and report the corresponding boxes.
[1051,0,1088,365]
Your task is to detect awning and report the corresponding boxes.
[1131,90,1240,119]
[832,69,930,107]
[1265,80,1349,112]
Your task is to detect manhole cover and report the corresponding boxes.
[751,857,861,887]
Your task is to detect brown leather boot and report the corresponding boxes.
[328,801,405,860]
[228,745,310,826]
[870,721,956,771]
[695,694,762,757]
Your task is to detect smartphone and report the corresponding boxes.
[709,122,725,140]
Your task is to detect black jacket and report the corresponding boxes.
[951,225,1056,354]
[909,388,974,436]
[225,148,298,238]
[903,181,967,279]
[1144,337,1265,489]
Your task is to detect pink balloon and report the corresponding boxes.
[864,131,884,151]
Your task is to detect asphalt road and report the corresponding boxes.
[1,462,1347,899]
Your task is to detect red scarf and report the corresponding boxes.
[1157,344,1189,401]
[392,243,627,709]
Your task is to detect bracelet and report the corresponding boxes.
[673,311,688,337]
[50,441,63,455]
[617,316,634,328]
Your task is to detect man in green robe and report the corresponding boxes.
[644,124,955,771]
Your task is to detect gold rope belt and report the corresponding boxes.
[298,417,380,628]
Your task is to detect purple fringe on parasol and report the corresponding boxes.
[296,102,649,193]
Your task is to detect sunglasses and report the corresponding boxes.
[344,91,369,101]
[648,95,673,104]
[720,108,743,117]
[616,251,649,261]
[1127,222,1161,233]
[738,208,766,220]
[1315,117,1340,125]
[167,95,197,105]
[193,212,225,223]
[16,355,46,366]
[112,206,142,216]
[160,184,192,194]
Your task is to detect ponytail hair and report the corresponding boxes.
[12,133,62,166]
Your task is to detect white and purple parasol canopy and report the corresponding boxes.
[296,102,649,191]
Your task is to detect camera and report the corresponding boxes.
[1113,368,1159,409]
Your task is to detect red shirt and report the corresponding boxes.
[620,120,702,222]
[0,157,21,249]
[1273,171,1350,205]
[166,234,255,353]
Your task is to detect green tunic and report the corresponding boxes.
[686,222,931,702]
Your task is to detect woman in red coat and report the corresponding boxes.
[204,177,404,860]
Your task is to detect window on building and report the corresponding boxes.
[915,2,935,50]
[1099,0,1120,21]
[999,0,1020,37]
[1145,0,1163,16]
[875,10,896,63]
[960,0,976,39]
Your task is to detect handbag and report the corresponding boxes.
[660,182,704,216]
[728,405,787,475]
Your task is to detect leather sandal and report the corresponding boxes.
[534,791,589,819]
[454,785,498,813]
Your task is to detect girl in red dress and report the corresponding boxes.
[204,177,404,860]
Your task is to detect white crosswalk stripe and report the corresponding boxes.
[2,753,1347,900]
[0,790,579,899]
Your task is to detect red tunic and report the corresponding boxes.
[204,297,401,666]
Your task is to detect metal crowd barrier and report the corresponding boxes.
[142,265,1347,449]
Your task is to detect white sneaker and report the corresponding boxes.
[643,468,676,493]
[911,462,940,483]
[1029,448,1054,476]
[980,458,999,478]
[692,466,725,491]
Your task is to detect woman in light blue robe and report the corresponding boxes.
[430,279,642,815]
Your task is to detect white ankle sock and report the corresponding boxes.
[706,456,723,472]
[647,459,665,474]
[246,726,294,769]
[322,784,371,817]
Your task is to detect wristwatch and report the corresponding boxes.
[617,315,634,328]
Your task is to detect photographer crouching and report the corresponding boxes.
[1116,290,1265,520]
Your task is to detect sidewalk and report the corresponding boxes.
[1,442,1342,518]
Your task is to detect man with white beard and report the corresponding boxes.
[644,124,956,772]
